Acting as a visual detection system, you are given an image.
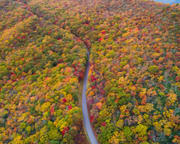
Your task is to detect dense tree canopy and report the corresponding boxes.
[0,0,179,143]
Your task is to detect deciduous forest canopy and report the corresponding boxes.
[0,0,179,144]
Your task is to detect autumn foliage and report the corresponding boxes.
[0,0,179,144]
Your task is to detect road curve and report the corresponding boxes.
[82,50,98,144]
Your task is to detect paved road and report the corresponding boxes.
[82,50,98,144]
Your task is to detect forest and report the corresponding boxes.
[0,0,179,144]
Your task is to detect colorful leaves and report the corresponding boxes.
[64,67,72,74]
[68,105,72,110]
[91,75,97,82]
[98,37,103,42]
[148,65,159,73]
[78,70,84,81]
[62,98,67,103]
[135,124,148,137]
[123,126,133,140]
[90,115,94,123]
[101,122,106,127]
[167,91,177,105]
[0,63,9,79]
[101,30,106,35]
[116,119,124,128]
[50,105,55,116]
[0,0,179,143]
[96,102,103,110]
[61,127,69,136]
[41,102,51,112]
[0,109,9,119]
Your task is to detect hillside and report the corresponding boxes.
[0,0,179,144]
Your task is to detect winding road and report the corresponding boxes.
[68,29,98,144]
[82,50,98,144]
